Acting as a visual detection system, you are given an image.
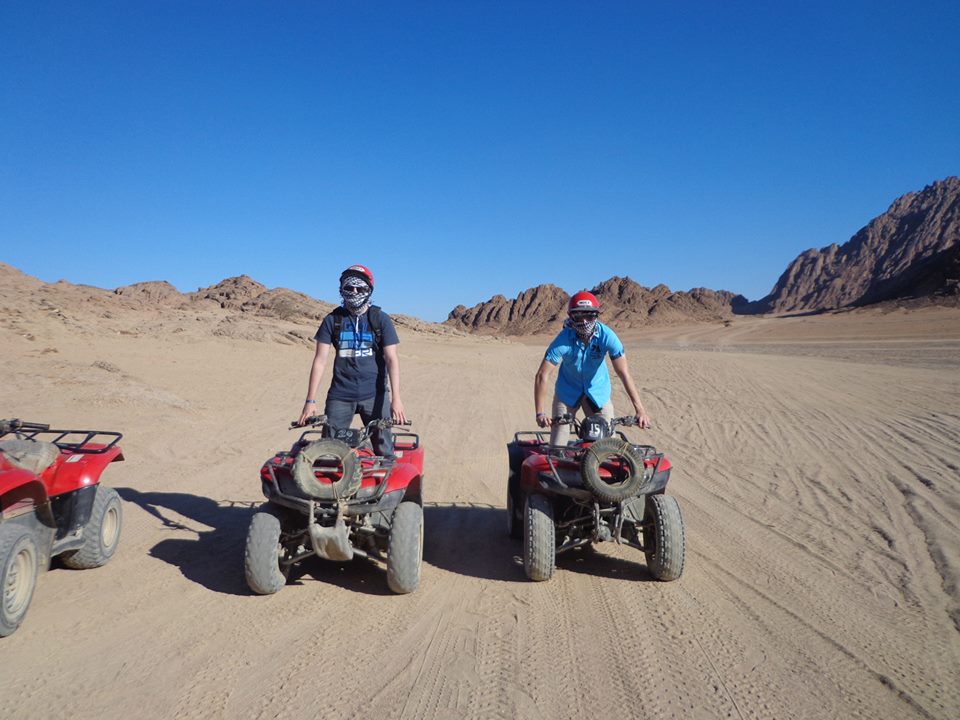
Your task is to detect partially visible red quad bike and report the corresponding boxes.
[506,414,685,582]
[245,415,424,595]
[0,419,124,636]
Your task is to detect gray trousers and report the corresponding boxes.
[550,396,614,446]
[324,394,394,457]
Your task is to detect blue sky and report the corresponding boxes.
[2,2,958,321]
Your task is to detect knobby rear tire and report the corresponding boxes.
[523,494,555,581]
[387,501,423,594]
[643,494,685,581]
[245,511,289,595]
[61,485,123,569]
[0,524,39,637]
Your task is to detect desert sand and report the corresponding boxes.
[2,272,959,720]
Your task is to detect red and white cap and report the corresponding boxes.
[567,290,601,313]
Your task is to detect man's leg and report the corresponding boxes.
[550,396,576,446]
[582,399,614,425]
[323,398,357,437]
[358,394,394,457]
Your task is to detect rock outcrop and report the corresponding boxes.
[446,277,746,335]
[749,177,960,314]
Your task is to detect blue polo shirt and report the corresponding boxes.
[545,322,624,408]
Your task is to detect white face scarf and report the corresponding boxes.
[339,277,372,316]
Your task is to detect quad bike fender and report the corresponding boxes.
[393,442,424,477]
[1,472,56,526]
[387,463,422,504]
[646,466,671,495]
[45,446,124,499]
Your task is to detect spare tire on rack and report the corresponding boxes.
[580,438,645,503]
[291,439,362,500]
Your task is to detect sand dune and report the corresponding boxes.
[2,276,959,719]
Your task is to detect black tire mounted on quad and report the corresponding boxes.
[523,494,555,581]
[61,485,123,569]
[291,439,362,500]
[0,524,39,637]
[245,511,290,595]
[643,494,685,581]
[580,438,645,503]
[387,501,423,594]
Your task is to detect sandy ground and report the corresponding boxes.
[2,293,959,720]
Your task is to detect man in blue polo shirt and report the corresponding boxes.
[297,264,407,456]
[534,290,651,446]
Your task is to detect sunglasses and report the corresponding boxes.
[340,285,370,295]
[569,311,599,320]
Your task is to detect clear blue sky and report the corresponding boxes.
[2,2,958,321]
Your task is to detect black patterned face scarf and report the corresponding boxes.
[340,276,372,315]
[566,311,598,344]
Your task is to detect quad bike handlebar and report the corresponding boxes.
[291,415,411,440]
[549,414,641,429]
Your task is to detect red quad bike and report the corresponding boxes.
[506,414,685,582]
[0,419,124,637]
[245,415,424,595]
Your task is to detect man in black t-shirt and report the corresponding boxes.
[298,264,407,456]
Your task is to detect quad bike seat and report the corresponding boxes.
[0,438,60,474]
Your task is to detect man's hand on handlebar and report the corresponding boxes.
[291,414,327,429]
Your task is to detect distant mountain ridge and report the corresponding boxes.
[446,277,746,335]
[446,176,960,335]
[750,176,960,313]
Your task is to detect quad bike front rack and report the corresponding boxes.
[0,419,122,453]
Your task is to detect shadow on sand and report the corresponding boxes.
[422,501,656,582]
[117,490,654,595]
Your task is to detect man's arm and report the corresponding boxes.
[610,354,651,428]
[298,341,331,425]
[534,358,557,427]
[382,344,407,424]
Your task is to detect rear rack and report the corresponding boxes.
[0,419,122,454]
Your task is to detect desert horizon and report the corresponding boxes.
[2,262,958,719]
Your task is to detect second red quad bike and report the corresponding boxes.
[245,415,424,595]
[506,414,685,582]
[1,419,124,637]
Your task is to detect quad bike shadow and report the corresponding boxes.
[120,488,400,596]
[422,502,524,583]
[117,488,257,596]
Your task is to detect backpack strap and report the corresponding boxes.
[331,308,346,346]
[366,305,384,349]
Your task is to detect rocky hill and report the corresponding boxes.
[0,264,462,346]
[750,177,960,314]
[446,277,746,335]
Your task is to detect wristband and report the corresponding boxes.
[536,412,546,417]
[305,399,316,404]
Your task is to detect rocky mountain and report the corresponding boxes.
[111,274,337,321]
[446,277,746,335]
[750,177,960,314]
[447,284,569,335]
